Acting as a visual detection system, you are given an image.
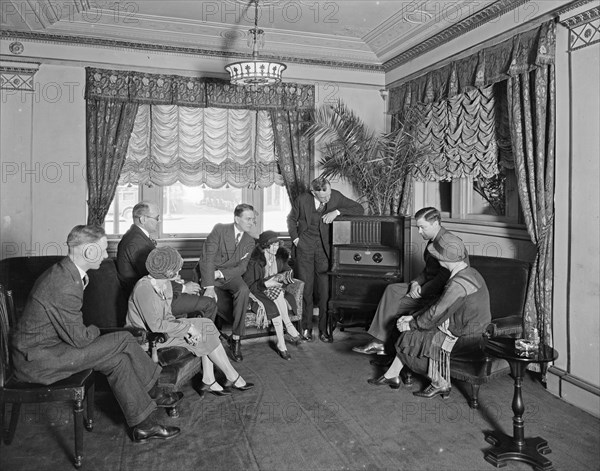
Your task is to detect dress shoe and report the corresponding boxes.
[277,348,292,360]
[319,331,333,343]
[413,384,451,399]
[284,333,303,346]
[224,374,254,392]
[352,342,384,355]
[369,355,394,367]
[132,424,181,442]
[301,329,313,342]
[228,337,243,362]
[198,381,231,398]
[367,375,402,389]
[153,391,184,408]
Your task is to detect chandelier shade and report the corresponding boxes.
[225,0,286,86]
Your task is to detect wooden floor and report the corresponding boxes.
[1,329,599,471]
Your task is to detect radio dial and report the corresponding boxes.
[372,252,383,263]
[353,253,362,262]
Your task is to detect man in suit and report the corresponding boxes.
[287,176,364,343]
[198,203,256,362]
[353,207,468,358]
[10,225,181,442]
[117,201,217,322]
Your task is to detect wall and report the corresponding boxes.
[550,16,600,417]
[386,3,600,417]
[0,39,384,259]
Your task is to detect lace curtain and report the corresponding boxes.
[120,105,283,188]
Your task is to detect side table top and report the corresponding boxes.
[485,337,558,364]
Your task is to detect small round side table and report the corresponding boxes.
[483,337,558,471]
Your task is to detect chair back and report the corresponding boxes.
[0,283,16,388]
[469,255,531,321]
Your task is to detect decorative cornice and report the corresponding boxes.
[556,0,596,17]
[383,0,530,72]
[560,5,600,28]
[0,60,40,91]
[561,7,600,51]
[0,29,383,73]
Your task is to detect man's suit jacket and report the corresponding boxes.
[116,224,155,295]
[198,223,256,288]
[287,189,364,258]
[10,257,101,384]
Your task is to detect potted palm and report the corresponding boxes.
[304,100,426,215]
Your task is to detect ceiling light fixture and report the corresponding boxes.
[225,0,286,86]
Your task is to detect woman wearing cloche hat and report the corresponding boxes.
[243,231,303,360]
[127,246,254,396]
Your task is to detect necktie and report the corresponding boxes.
[150,238,157,247]
[82,275,89,290]
[317,202,325,212]
[235,233,241,246]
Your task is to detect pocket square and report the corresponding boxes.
[241,252,249,260]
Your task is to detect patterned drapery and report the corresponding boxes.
[508,21,556,350]
[86,99,139,226]
[412,85,498,181]
[270,110,314,203]
[85,68,314,111]
[120,105,283,188]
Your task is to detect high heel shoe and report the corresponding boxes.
[198,381,231,398]
[223,374,254,392]
[367,375,401,389]
[277,348,292,360]
[412,384,451,399]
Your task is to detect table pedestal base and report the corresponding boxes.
[484,432,554,471]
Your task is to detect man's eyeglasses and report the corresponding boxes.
[145,214,160,221]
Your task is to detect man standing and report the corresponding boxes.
[198,203,256,362]
[11,225,181,441]
[287,176,364,343]
[116,201,218,322]
[353,207,468,356]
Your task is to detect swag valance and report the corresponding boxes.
[389,21,555,115]
[85,67,315,111]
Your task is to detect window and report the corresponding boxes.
[104,182,291,238]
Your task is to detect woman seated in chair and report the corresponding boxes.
[127,246,254,397]
[368,232,491,398]
[243,231,302,360]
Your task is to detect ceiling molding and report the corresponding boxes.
[0,29,383,72]
[382,0,531,72]
[560,5,600,28]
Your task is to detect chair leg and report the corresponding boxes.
[85,384,95,432]
[468,384,481,409]
[73,398,84,468]
[5,402,21,445]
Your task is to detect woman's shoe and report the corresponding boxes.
[413,384,451,399]
[284,333,303,346]
[367,375,401,389]
[224,374,254,392]
[198,381,231,398]
[277,348,292,360]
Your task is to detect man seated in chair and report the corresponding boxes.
[198,203,257,362]
[353,207,466,357]
[117,201,217,321]
[367,232,490,399]
[10,225,182,442]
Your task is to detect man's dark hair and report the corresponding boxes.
[414,207,441,223]
[234,203,255,217]
[67,225,106,247]
[311,176,330,191]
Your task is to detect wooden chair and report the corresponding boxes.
[0,284,95,469]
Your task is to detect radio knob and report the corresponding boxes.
[339,284,346,293]
[372,252,383,263]
[353,253,362,262]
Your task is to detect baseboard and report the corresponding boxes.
[547,366,600,418]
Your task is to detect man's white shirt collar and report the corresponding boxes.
[74,263,87,282]
[234,226,243,240]
[137,224,151,238]
[314,197,322,209]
